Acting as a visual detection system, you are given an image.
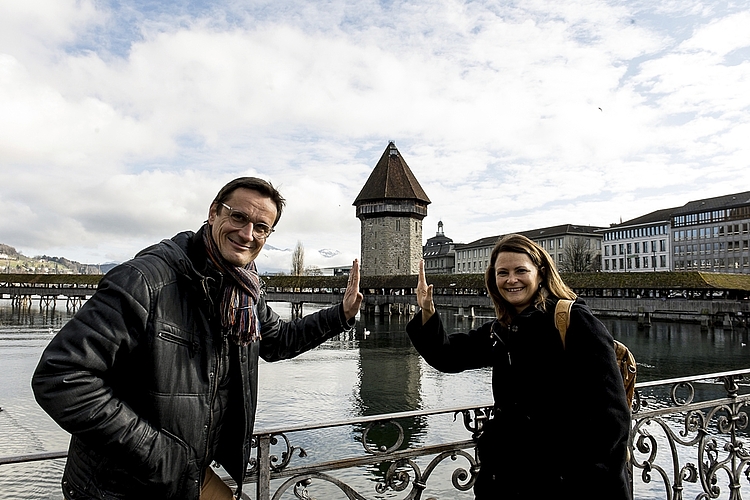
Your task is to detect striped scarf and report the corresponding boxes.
[202,225,261,345]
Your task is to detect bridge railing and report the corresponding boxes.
[4,370,750,499]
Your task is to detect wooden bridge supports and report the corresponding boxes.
[66,296,84,312]
[363,303,417,317]
[10,294,32,309]
[637,309,651,330]
[291,302,303,320]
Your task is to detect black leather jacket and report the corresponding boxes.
[32,229,354,500]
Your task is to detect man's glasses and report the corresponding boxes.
[219,202,275,239]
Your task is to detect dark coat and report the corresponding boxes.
[32,229,353,500]
[406,298,631,500]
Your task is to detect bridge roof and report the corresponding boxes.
[0,273,102,285]
[3,272,749,292]
[260,272,750,292]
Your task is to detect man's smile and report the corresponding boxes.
[228,236,252,250]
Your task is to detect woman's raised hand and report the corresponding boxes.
[417,260,435,324]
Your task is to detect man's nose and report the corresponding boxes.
[238,222,255,241]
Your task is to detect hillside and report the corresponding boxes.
[0,243,107,274]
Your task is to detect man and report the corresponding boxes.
[32,177,363,499]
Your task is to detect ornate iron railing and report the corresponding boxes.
[4,369,750,499]
[631,368,750,500]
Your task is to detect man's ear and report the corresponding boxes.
[207,203,218,224]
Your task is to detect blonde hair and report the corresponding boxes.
[484,234,576,326]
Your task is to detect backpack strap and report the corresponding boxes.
[555,299,575,348]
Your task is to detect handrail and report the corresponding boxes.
[4,368,750,500]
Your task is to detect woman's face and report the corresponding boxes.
[494,251,543,314]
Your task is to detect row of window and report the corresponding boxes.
[456,253,567,273]
[673,257,749,270]
[673,240,750,255]
[673,223,750,241]
[604,225,669,241]
[604,255,668,271]
[538,238,565,250]
[673,207,750,228]
[604,240,667,256]
[456,247,490,261]
[458,260,490,272]
[425,259,449,268]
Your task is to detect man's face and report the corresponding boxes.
[208,188,278,267]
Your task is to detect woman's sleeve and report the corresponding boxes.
[564,301,631,497]
[406,310,493,373]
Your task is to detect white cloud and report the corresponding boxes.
[0,0,748,269]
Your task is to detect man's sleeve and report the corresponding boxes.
[257,297,354,362]
[31,264,188,487]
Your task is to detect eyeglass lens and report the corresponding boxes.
[223,205,272,238]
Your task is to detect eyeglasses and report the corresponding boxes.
[219,202,275,239]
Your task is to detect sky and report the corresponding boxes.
[1,0,749,274]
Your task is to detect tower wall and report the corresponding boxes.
[360,216,423,276]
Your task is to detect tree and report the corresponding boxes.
[291,241,305,276]
[560,237,600,272]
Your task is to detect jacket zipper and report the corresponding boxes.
[491,329,512,366]
[157,331,198,356]
[201,275,223,475]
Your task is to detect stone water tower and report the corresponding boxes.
[353,142,431,276]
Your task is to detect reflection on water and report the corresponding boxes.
[1,299,749,499]
[604,318,750,381]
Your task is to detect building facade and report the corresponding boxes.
[454,225,604,274]
[598,191,750,274]
[598,208,674,273]
[670,191,750,273]
[353,142,431,276]
[422,221,456,274]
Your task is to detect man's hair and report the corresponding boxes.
[484,233,576,325]
[212,177,286,226]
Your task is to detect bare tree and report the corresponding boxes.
[560,237,599,272]
[291,241,305,276]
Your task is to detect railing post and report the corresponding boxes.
[256,434,272,500]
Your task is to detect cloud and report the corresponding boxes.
[0,0,749,268]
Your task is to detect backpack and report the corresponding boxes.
[554,299,637,411]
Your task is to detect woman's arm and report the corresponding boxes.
[564,301,631,497]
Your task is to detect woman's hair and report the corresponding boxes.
[484,233,576,325]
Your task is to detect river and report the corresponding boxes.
[1,298,749,499]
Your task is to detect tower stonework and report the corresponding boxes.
[353,142,431,276]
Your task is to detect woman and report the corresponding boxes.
[407,234,631,499]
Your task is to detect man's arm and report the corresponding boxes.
[342,259,363,320]
[31,264,187,490]
[258,259,362,361]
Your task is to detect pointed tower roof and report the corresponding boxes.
[353,142,431,205]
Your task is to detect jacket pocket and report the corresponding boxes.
[156,322,200,355]
[143,428,192,498]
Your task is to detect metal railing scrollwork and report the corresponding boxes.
[7,372,750,499]
[631,369,750,500]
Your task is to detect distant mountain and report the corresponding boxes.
[0,243,106,274]
[0,243,20,258]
